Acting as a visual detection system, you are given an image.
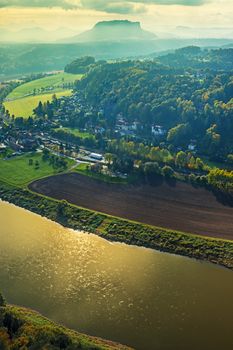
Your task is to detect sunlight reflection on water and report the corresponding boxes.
[0,201,233,350]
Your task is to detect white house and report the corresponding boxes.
[152,125,166,136]
[90,153,103,161]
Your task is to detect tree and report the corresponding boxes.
[227,154,233,164]
[167,124,190,146]
[35,160,40,169]
[0,292,6,306]
[65,56,95,74]
[144,162,161,177]
[90,163,102,173]
[42,148,50,161]
[196,157,204,170]
[161,165,174,178]
[188,156,196,169]
[105,153,114,167]
[33,101,44,117]
[175,151,187,168]
[205,124,221,155]
[57,200,68,222]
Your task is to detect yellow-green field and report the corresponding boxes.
[7,72,82,99]
[4,90,72,118]
[3,72,83,118]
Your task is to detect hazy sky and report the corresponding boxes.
[0,0,232,36]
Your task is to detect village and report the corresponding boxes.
[0,91,170,159]
[0,87,201,184]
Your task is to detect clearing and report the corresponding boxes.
[0,153,75,186]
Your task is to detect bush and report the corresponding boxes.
[161,165,174,178]
[189,173,197,184]
[0,293,6,307]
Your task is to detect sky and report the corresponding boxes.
[0,0,232,38]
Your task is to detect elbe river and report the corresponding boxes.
[0,201,233,350]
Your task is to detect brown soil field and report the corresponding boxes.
[29,173,233,240]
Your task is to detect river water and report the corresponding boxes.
[0,201,233,350]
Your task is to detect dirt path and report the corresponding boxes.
[29,173,233,240]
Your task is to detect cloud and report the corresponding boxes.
[0,0,76,8]
[0,0,208,11]
[80,1,148,14]
[80,0,208,14]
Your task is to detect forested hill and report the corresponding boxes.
[0,42,157,76]
[1,40,232,77]
[76,47,233,159]
[156,46,233,70]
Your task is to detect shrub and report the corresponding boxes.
[0,293,6,307]
[161,165,174,178]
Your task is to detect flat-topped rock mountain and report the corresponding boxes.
[61,20,156,43]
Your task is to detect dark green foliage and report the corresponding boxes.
[76,49,233,157]
[0,293,6,307]
[52,129,97,149]
[65,56,95,74]
[160,47,233,70]
[3,312,23,336]
[207,168,233,192]
[161,165,174,178]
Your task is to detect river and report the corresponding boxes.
[0,201,233,350]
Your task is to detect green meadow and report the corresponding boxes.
[7,72,82,99]
[56,127,93,139]
[0,152,75,186]
[4,90,72,118]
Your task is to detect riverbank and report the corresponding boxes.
[0,296,132,349]
[0,180,233,269]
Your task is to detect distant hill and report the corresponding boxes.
[0,38,232,77]
[61,20,156,43]
[0,27,76,43]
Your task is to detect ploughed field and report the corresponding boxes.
[29,173,233,240]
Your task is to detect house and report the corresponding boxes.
[94,126,105,134]
[8,138,23,151]
[116,118,138,134]
[152,125,166,136]
[119,130,135,137]
[20,138,38,151]
[0,143,6,152]
[188,143,196,151]
[188,139,197,151]
[90,153,103,161]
